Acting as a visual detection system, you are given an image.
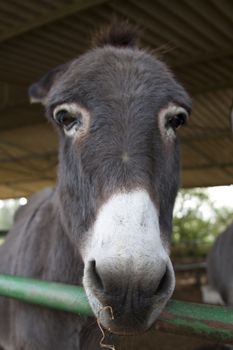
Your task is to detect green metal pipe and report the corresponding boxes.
[0,274,232,343]
[156,300,233,343]
[0,274,93,315]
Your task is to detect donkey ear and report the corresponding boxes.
[28,63,68,105]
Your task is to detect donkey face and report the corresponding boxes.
[29,24,191,334]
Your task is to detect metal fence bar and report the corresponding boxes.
[156,300,233,343]
[174,262,207,272]
[0,274,93,315]
[0,274,232,343]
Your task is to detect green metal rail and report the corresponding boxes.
[0,274,232,343]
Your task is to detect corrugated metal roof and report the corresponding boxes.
[0,0,233,198]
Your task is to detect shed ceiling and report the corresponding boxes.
[1,0,233,198]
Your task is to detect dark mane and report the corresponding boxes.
[92,20,140,48]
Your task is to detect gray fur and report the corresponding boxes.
[207,223,233,306]
[0,24,191,350]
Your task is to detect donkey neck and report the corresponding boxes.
[40,189,84,286]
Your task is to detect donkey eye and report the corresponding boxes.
[53,105,83,135]
[55,109,77,128]
[52,103,89,138]
[167,113,186,130]
[166,108,188,131]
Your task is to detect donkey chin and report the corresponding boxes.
[81,190,176,335]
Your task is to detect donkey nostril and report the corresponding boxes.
[89,260,104,291]
[155,266,171,296]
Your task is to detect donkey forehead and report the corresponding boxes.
[47,47,190,109]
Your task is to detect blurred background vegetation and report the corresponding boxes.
[172,188,233,258]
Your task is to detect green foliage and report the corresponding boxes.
[0,199,21,231]
[172,188,233,246]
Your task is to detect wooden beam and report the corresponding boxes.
[110,1,200,56]
[0,0,109,44]
[184,142,233,180]
[183,161,233,171]
[181,129,232,142]
[182,177,233,189]
[0,177,55,185]
[129,0,215,52]
[154,0,233,69]
[0,82,28,109]
[0,151,57,163]
[171,47,233,69]
[189,80,233,96]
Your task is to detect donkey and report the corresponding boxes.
[206,222,233,306]
[0,23,191,350]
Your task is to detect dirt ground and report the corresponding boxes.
[112,268,221,350]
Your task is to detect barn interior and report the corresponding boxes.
[1,0,233,199]
[0,1,233,349]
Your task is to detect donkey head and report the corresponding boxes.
[29,23,191,334]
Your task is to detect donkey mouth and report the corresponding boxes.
[98,312,150,336]
[94,293,171,336]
